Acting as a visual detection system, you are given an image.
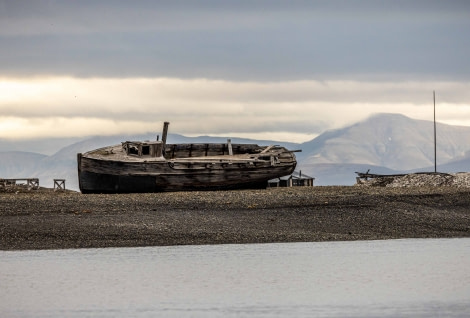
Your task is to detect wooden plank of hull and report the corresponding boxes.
[165,143,260,158]
[78,155,296,193]
[79,171,275,193]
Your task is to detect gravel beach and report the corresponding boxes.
[1,185,470,251]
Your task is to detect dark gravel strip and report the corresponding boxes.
[1,186,470,250]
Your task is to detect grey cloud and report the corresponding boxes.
[0,0,469,80]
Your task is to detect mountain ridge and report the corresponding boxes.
[298,113,470,169]
[1,113,469,189]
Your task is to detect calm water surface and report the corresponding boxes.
[1,238,469,317]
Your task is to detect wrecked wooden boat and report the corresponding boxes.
[77,122,299,193]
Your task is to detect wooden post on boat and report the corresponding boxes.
[227,139,233,156]
[160,122,169,157]
[162,122,169,147]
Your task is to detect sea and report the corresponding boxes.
[1,238,469,317]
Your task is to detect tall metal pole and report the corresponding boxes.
[434,91,437,173]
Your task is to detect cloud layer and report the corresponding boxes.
[1,76,469,141]
[1,1,469,80]
[1,1,469,142]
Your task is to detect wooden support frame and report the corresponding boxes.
[54,179,66,191]
[0,178,39,190]
[27,179,39,189]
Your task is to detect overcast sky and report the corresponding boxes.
[1,0,469,142]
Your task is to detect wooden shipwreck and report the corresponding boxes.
[77,122,299,193]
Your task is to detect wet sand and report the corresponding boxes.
[1,186,469,250]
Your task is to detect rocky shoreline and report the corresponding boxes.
[1,185,470,251]
[356,172,470,188]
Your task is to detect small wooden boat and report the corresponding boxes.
[77,122,299,193]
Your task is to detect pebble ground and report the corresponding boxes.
[1,186,470,250]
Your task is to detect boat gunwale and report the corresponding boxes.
[81,143,296,164]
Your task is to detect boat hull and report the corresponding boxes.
[78,153,296,193]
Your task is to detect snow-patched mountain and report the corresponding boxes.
[299,113,470,169]
[296,113,470,184]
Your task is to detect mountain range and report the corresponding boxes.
[1,113,469,190]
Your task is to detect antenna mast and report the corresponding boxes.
[433,91,437,173]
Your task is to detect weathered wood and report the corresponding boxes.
[260,145,276,153]
[161,121,169,149]
[163,143,261,158]
[79,144,296,193]
[0,178,39,190]
[227,139,233,156]
[77,122,298,193]
[53,179,66,191]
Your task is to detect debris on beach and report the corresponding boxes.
[356,172,470,188]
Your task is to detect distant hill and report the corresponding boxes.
[0,137,84,155]
[414,151,470,173]
[1,113,469,189]
[0,152,47,177]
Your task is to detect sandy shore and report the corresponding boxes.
[1,186,470,250]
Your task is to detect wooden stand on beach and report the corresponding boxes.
[0,178,39,190]
[54,179,66,191]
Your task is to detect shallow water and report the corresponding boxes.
[1,238,469,317]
